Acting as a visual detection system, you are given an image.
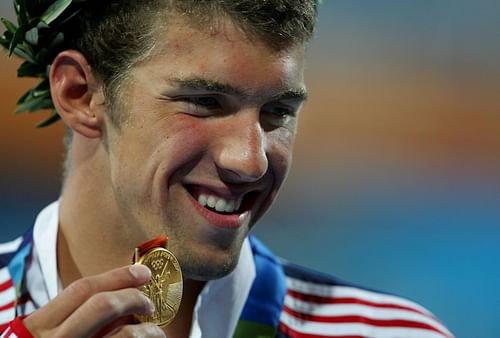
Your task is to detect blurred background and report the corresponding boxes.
[1,1,499,337]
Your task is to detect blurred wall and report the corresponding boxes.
[1,1,499,337]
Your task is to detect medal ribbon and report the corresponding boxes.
[136,235,168,256]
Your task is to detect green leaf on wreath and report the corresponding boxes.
[33,79,51,92]
[36,110,60,128]
[25,27,39,45]
[12,43,37,63]
[18,61,46,77]
[15,96,53,114]
[41,0,73,25]
[8,26,26,56]
[14,0,28,26]
[1,18,18,34]
[48,31,64,48]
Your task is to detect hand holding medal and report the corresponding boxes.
[132,235,183,327]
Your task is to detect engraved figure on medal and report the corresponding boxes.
[135,248,183,327]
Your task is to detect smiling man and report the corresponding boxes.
[0,1,454,338]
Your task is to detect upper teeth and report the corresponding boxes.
[197,194,243,213]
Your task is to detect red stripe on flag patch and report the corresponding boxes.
[0,280,13,293]
[0,301,14,312]
[279,321,363,338]
[0,293,32,312]
[283,306,451,338]
[287,289,431,318]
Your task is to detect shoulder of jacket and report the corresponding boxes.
[239,236,287,328]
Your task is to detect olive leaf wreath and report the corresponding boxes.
[0,0,89,127]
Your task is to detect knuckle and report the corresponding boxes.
[130,288,150,309]
[132,288,147,302]
[117,325,140,338]
[89,292,122,316]
[67,277,94,300]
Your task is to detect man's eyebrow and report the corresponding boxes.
[168,77,308,102]
[168,77,245,97]
[271,87,308,102]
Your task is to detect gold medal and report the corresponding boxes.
[132,236,183,327]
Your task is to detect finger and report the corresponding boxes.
[26,265,151,329]
[105,323,166,338]
[58,287,155,338]
[92,315,137,337]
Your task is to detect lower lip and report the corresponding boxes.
[185,190,247,229]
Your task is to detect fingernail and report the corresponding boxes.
[129,264,151,280]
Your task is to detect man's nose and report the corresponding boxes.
[213,115,268,183]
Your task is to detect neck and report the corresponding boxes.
[165,279,206,338]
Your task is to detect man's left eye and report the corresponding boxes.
[186,96,221,109]
[262,104,296,119]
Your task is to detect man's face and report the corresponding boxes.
[104,16,306,280]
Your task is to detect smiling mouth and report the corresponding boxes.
[185,185,259,216]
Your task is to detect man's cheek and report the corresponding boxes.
[269,133,295,174]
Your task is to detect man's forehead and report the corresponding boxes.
[140,15,307,93]
[154,13,306,57]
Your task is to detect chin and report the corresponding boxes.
[176,242,242,281]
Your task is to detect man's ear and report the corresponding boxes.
[50,50,105,139]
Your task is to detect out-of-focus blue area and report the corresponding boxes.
[0,173,61,240]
